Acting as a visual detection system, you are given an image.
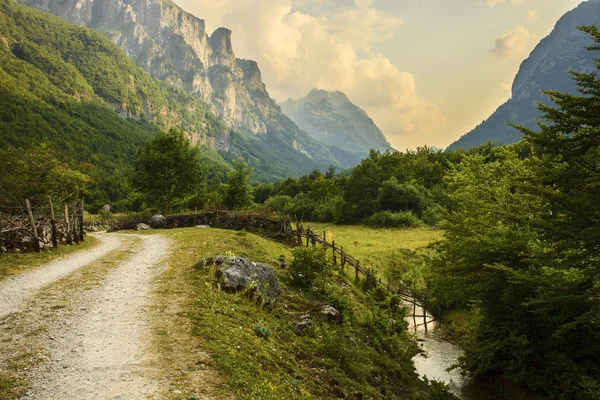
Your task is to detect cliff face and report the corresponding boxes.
[280,89,392,158]
[18,0,344,170]
[448,0,600,150]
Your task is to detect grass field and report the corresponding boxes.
[0,236,98,280]
[304,223,444,289]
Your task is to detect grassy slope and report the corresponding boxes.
[150,227,453,400]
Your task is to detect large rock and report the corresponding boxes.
[148,214,166,229]
[137,223,151,231]
[215,255,281,310]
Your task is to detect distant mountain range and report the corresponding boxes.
[280,89,391,159]
[14,0,361,177]
[448,0,600,150]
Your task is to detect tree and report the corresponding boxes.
[431,26,600,399]
[0,144,90,207]
[223,158,254,210]
[133,128,202,214]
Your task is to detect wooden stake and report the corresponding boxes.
[48,196,57,248]
[79,199,85,241]
[355,261,360,283]
[413,294,417,333]
[332,240,337,266]
[25,199,40,253]
[423,295,428,333]
[65,204,72,245]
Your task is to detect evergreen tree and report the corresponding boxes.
[223,158,254,210]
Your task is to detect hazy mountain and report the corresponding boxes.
[448,0,600,150]
[281,89,391,158]
[16,0,357,174]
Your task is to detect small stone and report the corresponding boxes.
[136,223,151,231]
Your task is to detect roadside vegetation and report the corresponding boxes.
[152,227,453,399]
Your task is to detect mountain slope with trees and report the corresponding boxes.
[448,0,600,150]
[16,0,357,172]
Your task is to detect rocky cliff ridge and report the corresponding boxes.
[448,0,600,150]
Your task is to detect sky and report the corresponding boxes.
[174,0,584,150]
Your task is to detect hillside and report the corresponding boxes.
[281,89,392,159]
[16,0,356,173]
[448,0,600,150]
[0,0,237,206]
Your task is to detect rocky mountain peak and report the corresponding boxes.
[210,27,234,59]
[280,89,391,157]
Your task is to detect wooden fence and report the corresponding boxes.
[291,222,434,331]
[0,198,85,254]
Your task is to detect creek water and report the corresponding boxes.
[406,304,508,400]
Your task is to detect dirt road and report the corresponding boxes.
[0,234,121,320]
[0,233,171,400]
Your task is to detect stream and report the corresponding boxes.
[406,304,512,400]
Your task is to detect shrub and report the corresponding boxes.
[288,246,330,289]
[365,211,423,228]
[264,195,293,214]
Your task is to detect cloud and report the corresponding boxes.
[492,26,534,60]
[485,0,528,7]
[526,9,539,22]
[175,0,445,149]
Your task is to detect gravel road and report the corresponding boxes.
[0,233,172,400]
[22,234,170,400]
[0,234,122,320]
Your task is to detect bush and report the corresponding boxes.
[312,197,343,223]
[288,246,330,289]
[365,211,423,228]
[264,195,293,214]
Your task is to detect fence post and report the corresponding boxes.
[65,204,72,245]
[48,196,58,248]
[72,205,79,244]
[306,228,310,247]
[413,293,417,332]
[25,199,40,253]
[79,199,85,241]
[355,261,360,283]
[332,240,337,266]
[423,295,428,333]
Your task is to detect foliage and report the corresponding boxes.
[133,128,203,214]
[288,246,331,290]
[257,146,479,226]
[429,27,600,399]
[0,144,90,207]
[365,211,424,229]
[223,158,254,210]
